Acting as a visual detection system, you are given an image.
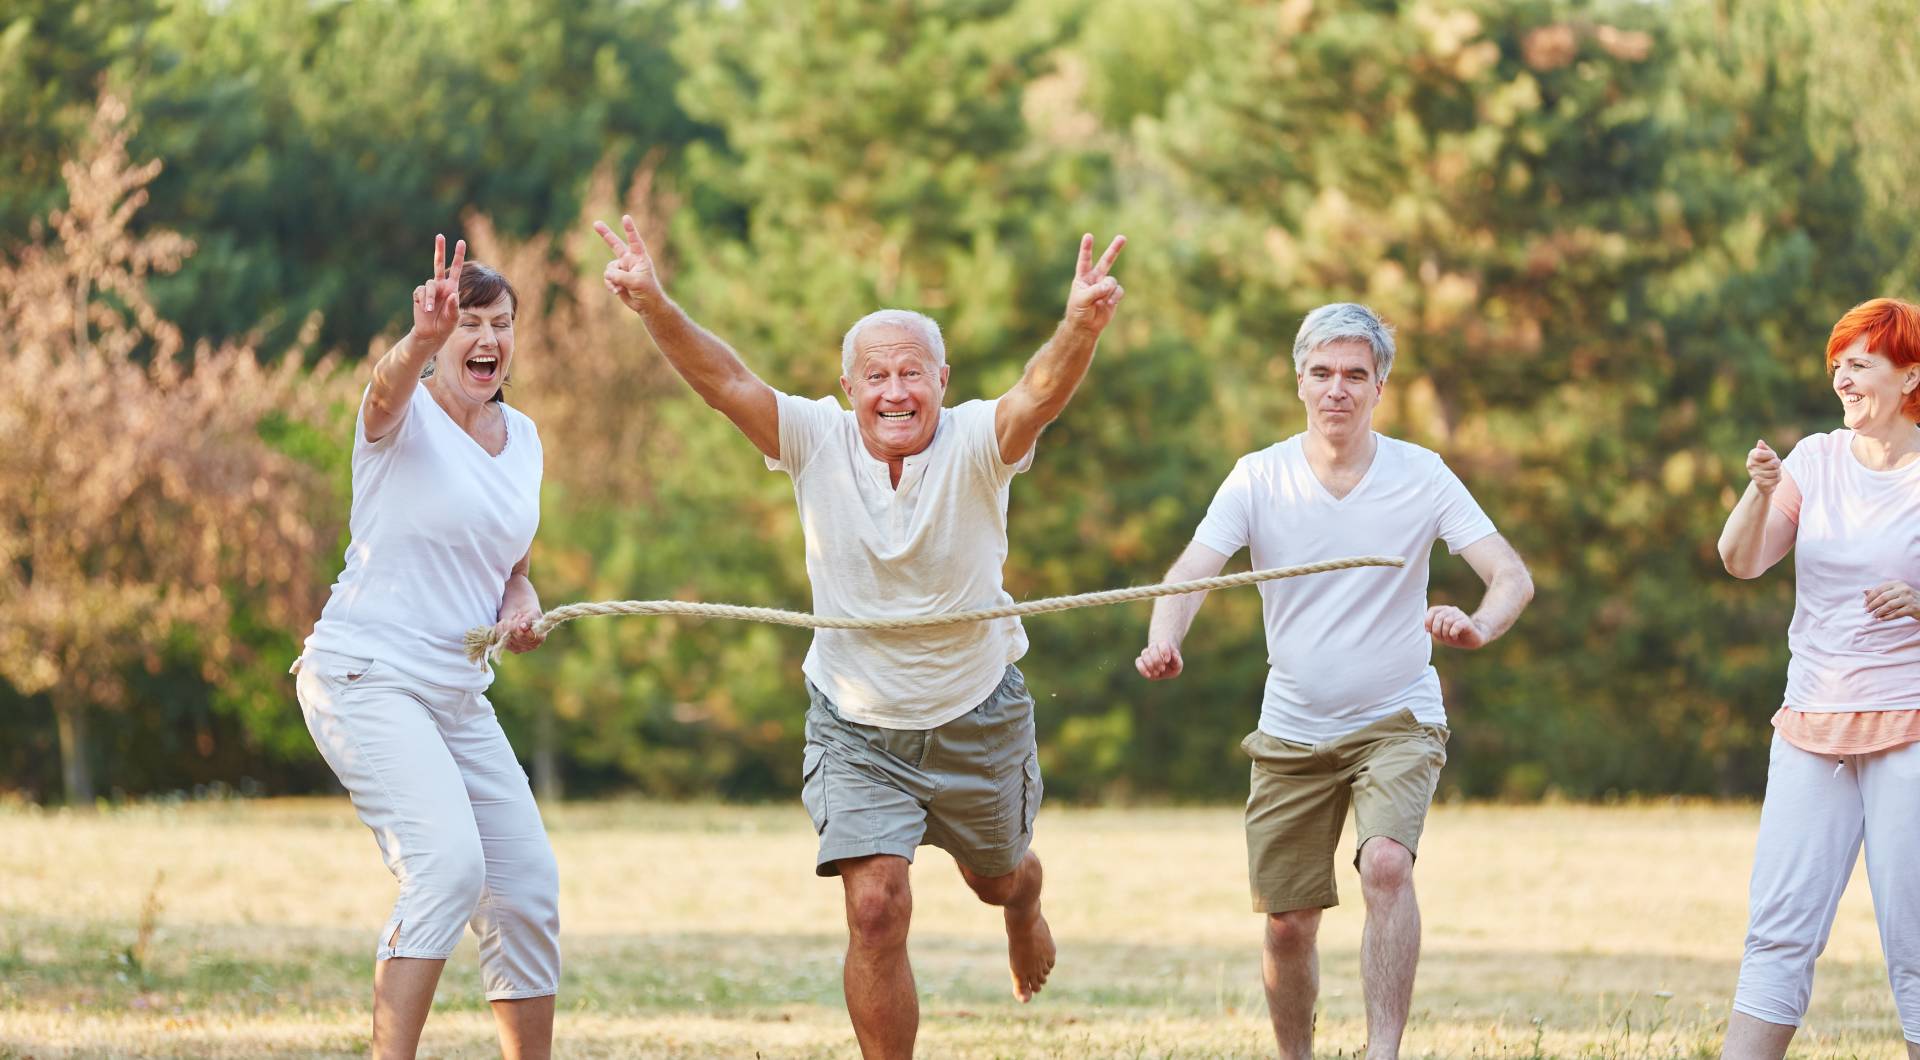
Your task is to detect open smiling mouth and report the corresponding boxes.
[879,410,914,422]
[467,354,499,382]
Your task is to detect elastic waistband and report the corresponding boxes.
[292,647,487,694]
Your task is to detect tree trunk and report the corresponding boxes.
[54,690,95,807]
[532,701,560,804]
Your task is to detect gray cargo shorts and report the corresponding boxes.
[800,664,1043,879]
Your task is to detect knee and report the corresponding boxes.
[1358,838,1414,896]
[967,874,1017,906]
[845,875,912,950]
[490,844,562,932]
[1742,927,1821,969]
[1266,909,1321,954]
[962,859,1028,906]
[413,834,489,912]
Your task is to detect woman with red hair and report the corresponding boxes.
[1717,297,1920,1058]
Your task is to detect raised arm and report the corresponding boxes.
[994,233,1126,465]
[1425,534,1534,649]
[595,215,780,460]
[365,234,466,442]
[1718,439,1797,579]
[1134,541,1231,680]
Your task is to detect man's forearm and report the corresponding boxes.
[630,291,760,406]
[1146,549,1227,645]
[1146,590,1209,648]
[1017,318,1101,422]
[1470,566,1533,642]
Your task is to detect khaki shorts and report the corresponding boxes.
[1242,708,1449,914]
[800,665,1042,879]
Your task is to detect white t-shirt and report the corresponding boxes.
[768,392,1033,729]
[1192,433,1498,743]
[1775,430,1920,712]
[305,385,543,690]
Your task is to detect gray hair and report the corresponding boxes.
[1291,302,1396,382]
[841,309,946,378]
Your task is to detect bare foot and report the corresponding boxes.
[1005,906,1055,1002]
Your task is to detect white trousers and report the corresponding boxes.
[1734,732,1920,1043]
[295,649,560,1000]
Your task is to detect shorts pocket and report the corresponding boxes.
[1243,730,1311,777]
[318,654,379,693]
[799,744,829,835]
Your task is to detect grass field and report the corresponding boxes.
[0,798,1906,1058]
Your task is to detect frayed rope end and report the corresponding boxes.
[463,626,503,666]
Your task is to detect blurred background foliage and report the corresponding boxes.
[3,0,1915,805]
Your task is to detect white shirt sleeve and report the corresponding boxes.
[965,398,1034,484]
[766,391,844,476]
[354,382,424,456]
[1191,458,1254,559]
[1432,455,1498,554]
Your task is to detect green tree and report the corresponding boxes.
[0,94,350,804]
[0,0,159,237]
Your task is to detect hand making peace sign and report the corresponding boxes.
[409,233,467,354]
[593,214,665,313]
[1064,233,1127,336]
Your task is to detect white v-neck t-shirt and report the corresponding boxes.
[305,385,543,689]
[768,392,1033,729]
[1775,429,1920,711]
[1191,433,1497,743]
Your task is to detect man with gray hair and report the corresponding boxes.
[1135,302,1532,1059]
[593,214,1125,1059]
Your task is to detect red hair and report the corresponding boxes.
[1826,298,1920,422]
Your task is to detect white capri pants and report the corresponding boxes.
[295,649,560,1000]
[1734,732,1920,1043]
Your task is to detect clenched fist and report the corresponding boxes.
[1747,439,1781,496]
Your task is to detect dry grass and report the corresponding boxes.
[0,799,1906,1058]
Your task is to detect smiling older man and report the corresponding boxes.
[594,215,1124,1060]
[1135,302,1533,1060]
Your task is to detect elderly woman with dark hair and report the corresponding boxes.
[1718,297,1920,1060]
[295,235,559,1059]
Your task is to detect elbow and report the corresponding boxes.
[1717,541,1758,579]
[1502,564,1535,610]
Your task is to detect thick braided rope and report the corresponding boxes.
[465,555,1404,664]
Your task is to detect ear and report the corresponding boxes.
[840,375,853,397]
[939,364,951,388]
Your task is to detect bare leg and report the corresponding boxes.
[1358,838,1420,1060]
[839,854,916,1060]
[1263,908,1321,1060]
[1909,1039,1919,1060]
[491,995,555,1060]
[957,851,1056,1001]
[1720,1010,1795,1059]
[372,956,446,1060]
